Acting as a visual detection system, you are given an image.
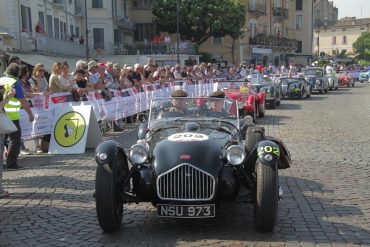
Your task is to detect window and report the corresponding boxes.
[332,36,336,45]
[54,18,59,38]
[296,15,302,30]
[132,0,154,8]
[274,0,281,8]
[342,36,347,44]
[114,29,123,43]
[38,11,45,28]
[249,20,257,38]
[92,0,103,8]
[75,27,80,37]
[93,28,105,49]
[273,23,281,37]
[213,37,223,45]
[296,0,302,11]
[296,41,302,53]
[60,22,67,40]
[134,23,156,41]
[70,25,74,37]
[47,15,53,36]
[21,5,32,33]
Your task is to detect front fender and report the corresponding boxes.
[256,140,280,166]
[95,140,127,166]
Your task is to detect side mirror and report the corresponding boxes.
[138,113,148,123]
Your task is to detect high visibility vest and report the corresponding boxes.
[0,77,21,120]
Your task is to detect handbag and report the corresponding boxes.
[0,110,18,134]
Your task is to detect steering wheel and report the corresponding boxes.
[155,106,186,119]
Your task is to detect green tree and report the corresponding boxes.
[332,49,349,59]
[152,0,246,46]
[353,32,370,61]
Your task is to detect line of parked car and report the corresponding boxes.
[215,66,367,124]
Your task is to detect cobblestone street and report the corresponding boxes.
[1,83,370,247]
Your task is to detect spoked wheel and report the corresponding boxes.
[95,155,127,232]
[253,160,278,232]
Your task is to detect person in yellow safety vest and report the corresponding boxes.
[0,63,34,169]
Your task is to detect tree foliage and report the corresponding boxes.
[152,0,246,45]
[353,32,370,61]
[332,49,349,59]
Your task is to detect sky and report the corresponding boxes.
[332,0,370,19]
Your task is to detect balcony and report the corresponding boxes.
[53,0,66,9]
[118,18,136,31]
[110,41,197,56]
[249,34,298,49]
[248,1,266,16]
[30,33,86,57]
[272,6,288,21]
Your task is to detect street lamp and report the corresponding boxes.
[317,18,328,65]
[176,0,180,64]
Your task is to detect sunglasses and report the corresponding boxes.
[38,69,45,72]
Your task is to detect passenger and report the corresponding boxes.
[208,91,227,117]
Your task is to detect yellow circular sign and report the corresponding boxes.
[54,111,86,147]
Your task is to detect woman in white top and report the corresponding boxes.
[58,62,75,91]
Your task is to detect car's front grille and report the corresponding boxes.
[157,163,215,201]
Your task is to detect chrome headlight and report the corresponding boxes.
[316,79,321,85]
[129,144,148,164]
[225,145,246,166]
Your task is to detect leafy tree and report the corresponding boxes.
[353,32,370,61]
[152,0,246,45]
[332,49,349,59]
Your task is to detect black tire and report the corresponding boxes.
[270,98,276,109]
[95,157,126,232]
[245,126,265,154]
[258,102,265,118]
[254,160,278,232]
[298,89,304,100]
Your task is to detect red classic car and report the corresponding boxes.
[216,80,265,123]
[337,71,354,87]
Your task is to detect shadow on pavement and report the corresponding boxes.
[2,175,369,245]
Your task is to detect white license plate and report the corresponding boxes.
[157,204,215,218]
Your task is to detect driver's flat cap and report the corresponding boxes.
[209,91,225,98]
[171,90,188,97]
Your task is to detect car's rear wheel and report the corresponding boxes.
[254,160,278,232]
[270,98,276,109]
[258,101,265,117]
[95,156,126,232]
[245,126,265,154]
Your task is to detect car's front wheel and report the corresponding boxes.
[254,160,278,232]
[95,157,126,232]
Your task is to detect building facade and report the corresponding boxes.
[198,0,314,66]
[313,0,338,27]
[313,17,370,60]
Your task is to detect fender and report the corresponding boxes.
[256,92,265,104]
[95,140,127,166]
[256,140,280,166]
[245,95,255,113]
[266,136,292,169]
[137,122,148,140]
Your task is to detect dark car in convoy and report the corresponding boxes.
[94,97,291,233]
[303,67,329,93]
[280,77,311,99]
[251,80,281,109]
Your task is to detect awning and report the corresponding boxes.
[5,52,85,72]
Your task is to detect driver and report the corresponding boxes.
[170,90,188,112]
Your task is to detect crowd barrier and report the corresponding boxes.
[19,79,220,140]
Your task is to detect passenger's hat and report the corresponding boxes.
[87,60,99,70]
[171,90,188,97]
[209,91,225,98]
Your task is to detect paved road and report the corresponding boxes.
[1,83,370,247]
